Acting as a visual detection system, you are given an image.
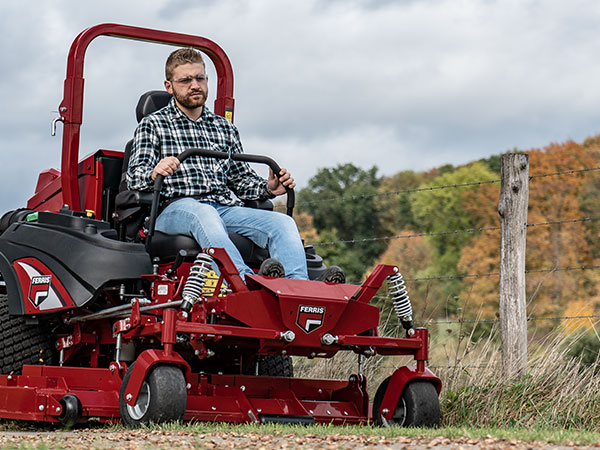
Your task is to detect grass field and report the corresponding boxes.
[2,319,600,448]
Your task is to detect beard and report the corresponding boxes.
[172,86,207,110]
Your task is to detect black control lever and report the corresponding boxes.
[166,249,187,278]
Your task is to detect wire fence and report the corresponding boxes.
[286,166,600,209]
[296,162,600,376]
[311,216,599,247]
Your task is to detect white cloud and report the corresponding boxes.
[1,0,600,214]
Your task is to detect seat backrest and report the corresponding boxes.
[135,90,173,123]
[120,91,173,189]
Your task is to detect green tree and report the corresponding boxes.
[410,162,498,310]
[297,163,385,281]
[375,170,425,235]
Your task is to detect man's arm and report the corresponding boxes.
[127,120,161,191]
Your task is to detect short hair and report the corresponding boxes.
[165,48,206,80]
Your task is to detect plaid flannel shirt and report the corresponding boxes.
[127,98,270,206]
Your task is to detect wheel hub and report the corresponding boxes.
[126,381,150,420]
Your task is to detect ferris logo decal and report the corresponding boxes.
[297,305,325,333]
[29,275,52,307]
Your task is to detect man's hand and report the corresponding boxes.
[267,167,296,196]
[152,156,181,181]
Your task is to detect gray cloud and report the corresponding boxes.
[1,0,599,214]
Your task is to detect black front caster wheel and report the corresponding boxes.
[373,377,440,427]
[119,363,187,427]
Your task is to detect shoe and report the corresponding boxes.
[258,258,285,278]
[316,266,346,283]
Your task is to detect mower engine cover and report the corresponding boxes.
[0,210,152,315]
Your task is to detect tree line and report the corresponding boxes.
[293,135,600,330]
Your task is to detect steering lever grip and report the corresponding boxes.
[146,149,294,252]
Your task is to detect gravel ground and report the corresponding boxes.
[1,430,599,450]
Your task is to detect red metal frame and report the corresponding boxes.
[0,244,440,424]
[56,23,235,211]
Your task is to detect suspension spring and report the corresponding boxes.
[180,252,214,317]
[387,271,413,331]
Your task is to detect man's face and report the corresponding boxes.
[165,63,208,111]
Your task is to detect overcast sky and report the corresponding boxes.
[1,0,599,214]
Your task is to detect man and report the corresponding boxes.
[128,48,343,282]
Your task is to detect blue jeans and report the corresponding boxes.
[155,199,308,280]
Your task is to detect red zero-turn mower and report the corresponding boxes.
[0,24,441,427]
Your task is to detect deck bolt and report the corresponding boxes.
[39,405,44,411]
[126,393,132,401]
[240,385,246,392]
[186,383,191,390]
[280,330,295,342]
[7,375,12,380]
[327,410,331,415]
[211,406,217,411]
[382,408,389,415]
[309,409,314,414]
[257,408,262,413]
[318,389,323,394]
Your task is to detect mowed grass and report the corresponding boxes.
[3,421,600,447]
[3,322,600,446]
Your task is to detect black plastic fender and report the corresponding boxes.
[0,211,152,316]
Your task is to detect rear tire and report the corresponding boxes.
[373,377,440,427]
[119,363,187,427]
[0,294,55,374]
[254,355,294,377]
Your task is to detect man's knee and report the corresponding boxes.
[278,213,301,234]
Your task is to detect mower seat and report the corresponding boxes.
[117,90,270,267]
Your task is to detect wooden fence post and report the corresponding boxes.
[498,153,529,378]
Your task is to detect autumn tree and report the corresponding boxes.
[525,141,598,319]
[457,142,599,327]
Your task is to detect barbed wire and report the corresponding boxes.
[281,166,600,209]
[402,264,600,283]
[529,166,600,180]
[311,216,598,247]
[349,264,600,286]
[425,313,600,326]
[428,365,495,370]
[293,179,502,208]
[527,217,599,228]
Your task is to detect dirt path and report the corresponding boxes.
[1,430,597,449]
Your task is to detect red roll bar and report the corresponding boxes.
[57,23,235,210]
